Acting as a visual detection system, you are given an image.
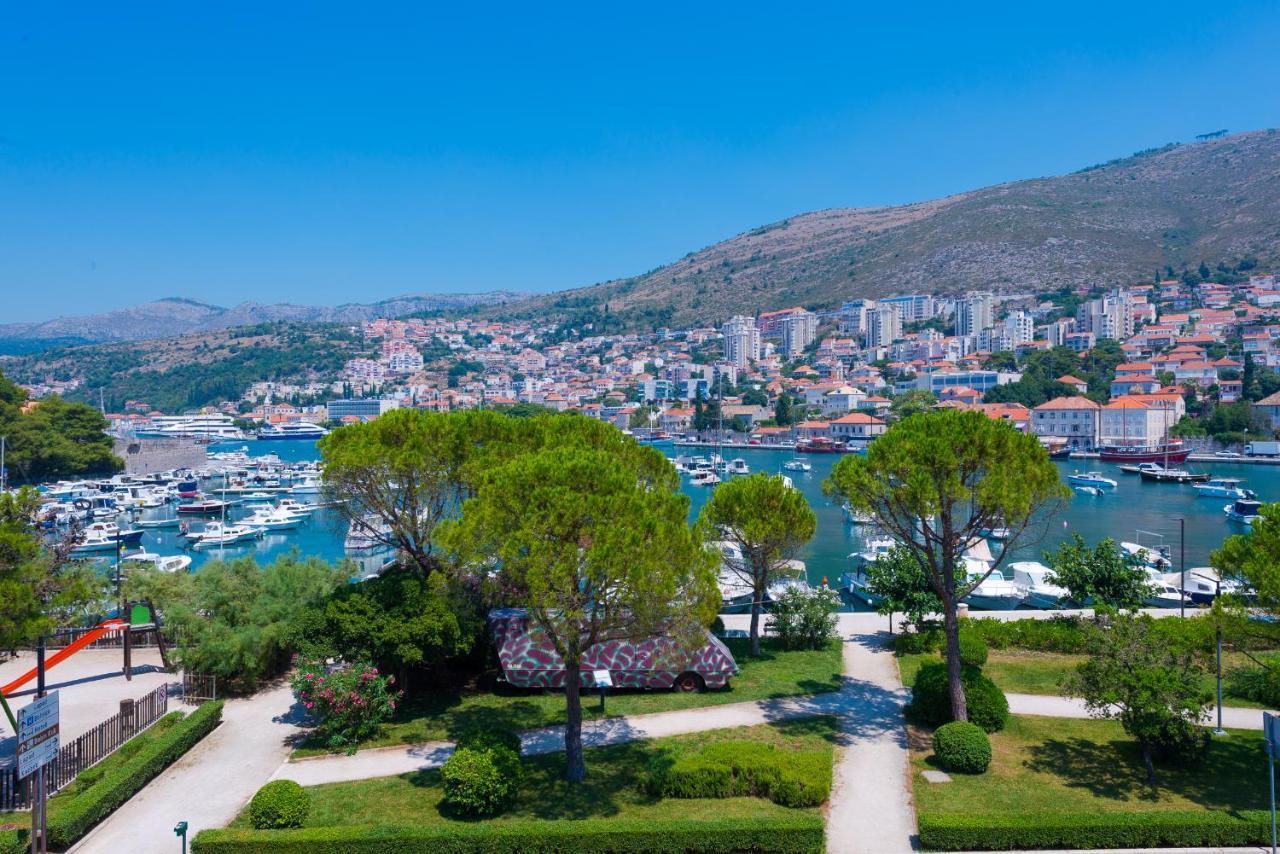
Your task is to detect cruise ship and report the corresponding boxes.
[135,413,244,441]
[256,422,330,441]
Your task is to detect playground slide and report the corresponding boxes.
[1,618,128,697]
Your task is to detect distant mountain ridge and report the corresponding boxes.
[491,129,1280,328]
[0,292,526,345]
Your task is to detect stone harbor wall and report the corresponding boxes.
[112,438,206,475]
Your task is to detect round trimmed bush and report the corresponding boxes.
[958,632,988,668]
[441,746,522,817]
[455,727,522,755]
[248,779,310,829]
[909,662,1009,732]
[932,721,992,774]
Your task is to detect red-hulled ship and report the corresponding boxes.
[796,437,848,454]
[1097,441,1191,464]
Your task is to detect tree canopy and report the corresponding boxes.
[1044,535,1152,611]
[0,369,121,482]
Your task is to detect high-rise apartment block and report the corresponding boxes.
[721,315,760,367]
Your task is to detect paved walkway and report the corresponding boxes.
[70,683,302,854]
[1007,692,1266,730]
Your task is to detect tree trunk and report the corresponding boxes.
[563,659,585,782]
[942,597,968,722]
[1140,742,1157,785]
[749,594,762,657]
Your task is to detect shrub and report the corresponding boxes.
[248,780,310,830]
[455,727,522,755]
[191,815,827,853]
[441,746,522,817]
[918,809,1273,851]
[909,662,1008,732]
[650,755,736,799]
[46,701,223,847]
[892,624,943,654]
[766,587,840,651]
[957,632,988,667]
[1225,657,1280,707]
[291,658,400,754]
[648,742,831,808]
[931,722,991,774]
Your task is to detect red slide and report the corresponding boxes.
[1,619,129,697]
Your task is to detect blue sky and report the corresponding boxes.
[3,2,1279,322]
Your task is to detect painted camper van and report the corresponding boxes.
[488,608,739,692]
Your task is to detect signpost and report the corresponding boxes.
[1265,712,1279,854]
[593,669,612,712]
[17,690,58,854]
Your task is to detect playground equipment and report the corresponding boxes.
[1,600,171,699]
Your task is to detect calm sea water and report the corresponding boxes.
[110,439,1275,611]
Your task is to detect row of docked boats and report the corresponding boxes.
[671,454,752,486]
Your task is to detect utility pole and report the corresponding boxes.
[1,434,7,494]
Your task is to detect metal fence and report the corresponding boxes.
[1,684,169,811]
[182,673,217,703]
[40,625,184,651]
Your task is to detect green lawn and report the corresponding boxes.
[293,637,844,757]
[912,714,1268,817]
[897,649,1268,708]
[254,718,836,829]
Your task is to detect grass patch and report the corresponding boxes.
[257,718,836,830]
[898,649,1268,708]
[912,714,1268,817]
[292,637,843,757]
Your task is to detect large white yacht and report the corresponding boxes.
[137,414,244,440]
[256,422,330,441]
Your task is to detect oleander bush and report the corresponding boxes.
[248,780,310,830]
[909,662,1009,733]
[931,722,991,774]
[191,815,827,853]
[766,587,840,651]
[440,746,523,818]
[1225,655,1280,708]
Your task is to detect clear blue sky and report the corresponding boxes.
[3,2,1279,322]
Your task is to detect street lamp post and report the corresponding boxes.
[1179,517,1186,619]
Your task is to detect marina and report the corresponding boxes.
[27,438,1271,611]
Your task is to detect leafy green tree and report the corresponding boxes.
[293,566,476,688]
[982,351,1017,372]
[124,553,346,692]
[889,389,936,421]
[1065,615,1209,784]
[774,393,794,426]
[741,386,769,407]
[0,370,121,482]
[1044,535,1152,611]
[627,405,654,429]
[863,545,944,626]
[697,473,817,656]
[825,410,1067,723]
[1212,502,1280,653]
[444,444,717,782]
[0,488,103,654]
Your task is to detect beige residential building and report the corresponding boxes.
[1031,396,1100,450]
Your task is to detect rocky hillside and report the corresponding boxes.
[496,130,1280,329]
[0,291,525,347]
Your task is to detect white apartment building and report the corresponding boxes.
[956,292,994,337]
[1099,397,1180,447]
[1045,319,1074,347]
[1004,311,1034,346]
[866,304,902,348]
[1077,290,1138,341]
[721,315,761,367]
[879,294,935,322]
[838,300,871,336]
[780,310,819,358]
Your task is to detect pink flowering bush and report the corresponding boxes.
[290,656,399,754]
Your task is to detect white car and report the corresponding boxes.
[1215,450,1242,458]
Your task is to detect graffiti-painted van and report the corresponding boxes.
[488,608,739,692]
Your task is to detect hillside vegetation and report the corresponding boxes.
[491,130,1280,329]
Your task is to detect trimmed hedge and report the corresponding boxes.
[250,780,311,829]
[648,742,830,808]
[192,815,826,853]
[931,722,991,774]
[46,700,224,847]
[918,809,1274,851]
[909,663,1008,733]
[0,830,22,854]
[957,632,988,667]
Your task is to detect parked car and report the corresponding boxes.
[487,608,738,692]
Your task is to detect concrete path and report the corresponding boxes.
[825,632,917,854]
[70,683,302,854]
[1008,692,1266,730]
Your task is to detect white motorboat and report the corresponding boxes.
[237,491,276,503]
[1224,499,1263,525]
[1067,471,1117,489]
[1143,570,1194,608]
[242,506,304,531]
[257,422,330,441]
[978,525,1011,540]
[782,459,811,472]
[1195,478,1256,500]
[726,458,750,476]
[1009,561,1067,609]
[712,542,756,609]
[1160,567,1225,605]
[1120,540,1172,570]
[290,475,322,495]
[842,536,897,605]
[122,552,192,573]
[842,503,875,525]
[189,522,263,549]
[275,498,316,516]
[690,470,720,486]
[71,521,146,554]
[136,516,182,529]
[345,516,391,551]
[963,563,1026,611]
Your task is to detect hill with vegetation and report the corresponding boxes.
[489,130,1280,330]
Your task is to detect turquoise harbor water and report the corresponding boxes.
[106,439,1276,610]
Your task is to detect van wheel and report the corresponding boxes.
[674,672,704,693]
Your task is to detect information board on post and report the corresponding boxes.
[16,691,59,780]
[1266,712,1280,758]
